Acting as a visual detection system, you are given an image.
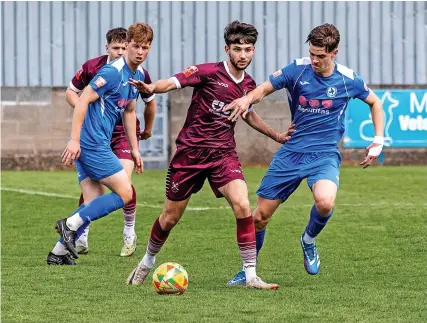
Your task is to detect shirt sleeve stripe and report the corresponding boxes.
[69,82,83,93]
[171,76,181,89]
[142,94,156,103]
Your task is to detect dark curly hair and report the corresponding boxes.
[224,21,258,46]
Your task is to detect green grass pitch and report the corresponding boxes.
[1,166,426,323]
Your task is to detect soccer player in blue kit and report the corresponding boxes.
[225,23,385,285]
[52,23,153,262]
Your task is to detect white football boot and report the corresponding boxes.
[246,276,279,290]
[126,261,152,285]
[120,233,137,257]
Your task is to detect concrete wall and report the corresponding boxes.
[1,87,426,170]
[167,89,427,167]
[1,87,73,170]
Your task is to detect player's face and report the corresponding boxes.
[127,39,151,66]
[106,41,127,61]
[226,43,255,71]
[309,44,338,75]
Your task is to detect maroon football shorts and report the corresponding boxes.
[166,146,246,201]
[110,135,139,160]
[110,124,140,160]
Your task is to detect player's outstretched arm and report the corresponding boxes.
[224,80,277,122]
[123,99,143,174]
[244,111,295,143]
[129,78,177,95]
[360,90,385,169]
[140,99,157,140]
[61,85,99,165]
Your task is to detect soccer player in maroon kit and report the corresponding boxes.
[126,21,293,289]
[46,27,156,265]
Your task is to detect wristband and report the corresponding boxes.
[373,136,384,145]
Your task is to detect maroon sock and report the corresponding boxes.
[236,216,257,269]
[146,217,170,256]
[123,185,136,228]
[78,193,84,206]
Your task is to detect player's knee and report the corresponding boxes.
[232,198,251,218]
[254,208,271,230]
[315,198,335,216]
[120,185,134,205]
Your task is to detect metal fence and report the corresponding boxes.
[2,1,426,87]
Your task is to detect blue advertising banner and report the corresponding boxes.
[344,90,427,148]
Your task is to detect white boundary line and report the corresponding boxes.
[1,187,426,209]
[0,187,228,211]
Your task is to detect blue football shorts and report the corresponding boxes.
[74,146,124,183]
[256,149,341,202]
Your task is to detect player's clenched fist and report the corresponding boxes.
[61,138,80,165]
[140,129,152,140]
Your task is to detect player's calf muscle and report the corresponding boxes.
[159,213,180,230]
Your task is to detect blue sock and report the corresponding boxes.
[59,203,86,244]
[255,228,266,257]
[77,192,125,223]
[305,205,333,238]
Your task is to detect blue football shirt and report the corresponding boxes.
[269,57,370,152]
[80,56,145,150]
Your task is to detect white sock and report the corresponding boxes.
[142,253,156,268]
[66,213,84,231]
[123,224,135,236]
[76,225,90,244]
[52,242,68,256]
[303,232,315,244]
[243,264,256,281]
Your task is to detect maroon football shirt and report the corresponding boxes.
[172,61,256,150]
[70,55,108,92]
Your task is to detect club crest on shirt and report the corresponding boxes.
[272,70,282,78]
[326,86,337,98]
[183,65,198,77]
[94,76,107,88]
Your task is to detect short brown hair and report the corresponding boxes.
[127,23,153,44]
[106,27,127,44]
[224,21,258,46]
[306,24,340,53]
